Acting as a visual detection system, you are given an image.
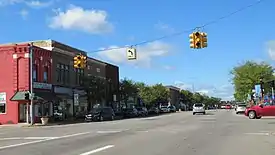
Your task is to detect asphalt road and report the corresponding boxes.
[0,110,275,155]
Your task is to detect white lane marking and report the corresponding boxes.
[79,145,114,155]
[0,132,90,150]
[244,132,270,136]
[96,130,122,134]
[0,137,59,140]
[24,137,59,140]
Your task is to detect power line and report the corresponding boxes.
[89,0,268,53]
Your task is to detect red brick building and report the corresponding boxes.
[0,40,120,124]
[0,43,52,124]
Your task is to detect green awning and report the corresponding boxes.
[10,91,51,101]
[10,91,29,101]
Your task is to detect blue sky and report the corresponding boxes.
[1,0,275,100]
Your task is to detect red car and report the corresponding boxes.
[245,104,275,119]
[226,104,231,109]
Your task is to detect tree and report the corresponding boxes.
[151,84,170,103]
[82,76,106,111]
[192,92,204,103]
[119,78,138,107]
[230,61,274,101]
[137,83,169,107]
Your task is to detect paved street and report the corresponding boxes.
[0,110,275,155]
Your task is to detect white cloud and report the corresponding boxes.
[96,41,172,68]
[25,0,53,8]
[0,0,22,5]
[155,22,175,33]
[174,81,234,100]
[0,0,53,7]
[163,65,175,70]
[267,40,275,60]
[49,5,113,34]
[19,9,28,19]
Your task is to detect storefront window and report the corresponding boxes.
[0,103,5,113]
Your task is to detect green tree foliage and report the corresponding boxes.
[180,89,221,107]
[136,83,169,106]
[230,61,274,101]
[82,76,106,111]
[119,78,138,106]
[120,78,219,107]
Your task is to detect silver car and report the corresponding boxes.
[235,104,246,114]
[193,103,206,115]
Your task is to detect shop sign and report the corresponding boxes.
[33,82,52,90]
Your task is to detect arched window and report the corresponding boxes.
[43,66,48,83]
[33,64,38,82]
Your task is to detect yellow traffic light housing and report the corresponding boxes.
[190,32,202,49]
[73,55,82,68]
[81,56,87,68]
[194,32,201,49]
[189,33,195,49]
[189,31,207,49]
[200,32,207,48]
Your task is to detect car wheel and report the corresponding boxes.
[203,112,206,115]
[236,112,239,114]
[193,112,196,115]
[248,111,256,119]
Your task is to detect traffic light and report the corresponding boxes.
[25,92,30,100]
[189,32,202,49]
[200,32,207,48]
[73,55,82,68]
[81,55,87,68]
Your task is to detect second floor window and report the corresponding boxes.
[43,66,48,83]
[75,69,84,85]
[33,65,38,82]
[56,63,70,84]
[56,64,61,82]
[65,65,70,84]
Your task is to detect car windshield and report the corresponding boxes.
[194,104,203,107]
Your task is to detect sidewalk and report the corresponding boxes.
[0,120,86,128]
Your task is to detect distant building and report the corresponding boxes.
[166,85,181,108]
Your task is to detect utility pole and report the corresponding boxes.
[29,43,34,125]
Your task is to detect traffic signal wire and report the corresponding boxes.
[89,0,268,53]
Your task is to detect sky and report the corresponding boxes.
[1,0,275,100]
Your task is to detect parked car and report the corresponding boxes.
[168,105,176,112]
[193,103,206,115]
[85,107,115,122]
[235,104,246,114]
[148,106,160,114]
[123,107,139,118]
[136,107,148,117]
[160,106,170,113]
[245,103,275,119]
